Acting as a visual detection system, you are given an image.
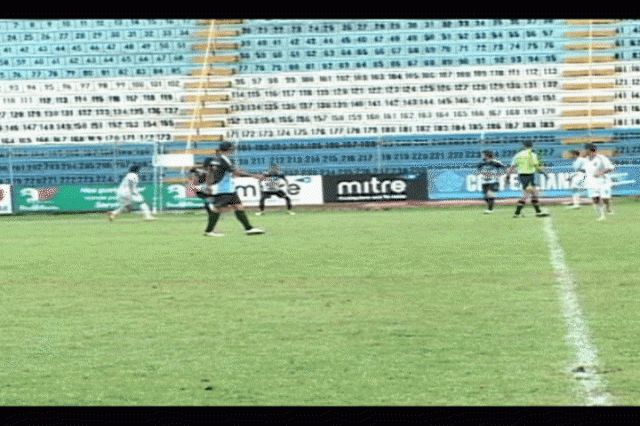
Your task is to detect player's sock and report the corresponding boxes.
[487,198,495,210]
[235,210,253,230]
[140,203,154,219]
[286,197,292,210]
[205,211,220,233]
[572,193,580,206]
[531,197,541,213]
[514,200,525,215]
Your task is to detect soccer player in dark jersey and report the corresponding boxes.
[477,150,506,213]
[256,164,294,216]
[189,142,265,237]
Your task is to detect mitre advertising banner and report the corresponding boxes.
[0,185,12,214]
[322,173,428,203]
[427,165,640,200]
[163,175,324,209]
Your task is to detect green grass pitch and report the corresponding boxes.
[1,199,639,406]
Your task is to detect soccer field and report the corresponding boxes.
[1,200,639,406]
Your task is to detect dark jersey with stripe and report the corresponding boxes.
[189,154,235,195]
[477,159,505,184]
[205,155,235,190]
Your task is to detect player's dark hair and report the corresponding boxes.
[585,143,597,152]
[482,150,494,158]
[523,141,533,148]
[219,142,233,152]
[129,165,140,173]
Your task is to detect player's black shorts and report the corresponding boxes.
[197,191,241,208]
[481,182,499,194]
[195,190,209,200]
[261,190,288,199]
[212,193,242,208]
[518,174,536,190]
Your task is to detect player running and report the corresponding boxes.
[107,165,157,221]
[476,150,506,214]
[189,142,265,237]
[506,141,550,218]
[256,164,295,216]
[579,143,615,221]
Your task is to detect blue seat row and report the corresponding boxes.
[232,54,565,73]
[237,40,595,57]
[3,135,640,186]
[0,53,196,67]
[0,19,198,32]
[0,42,195,57]
[115,18,625,33]
[240,19,568,35]
[0,66,195,80]
[0,143,155,186]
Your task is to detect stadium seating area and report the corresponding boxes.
[2,19,640,187]
[0,19,200,80]
[3,19,639,77]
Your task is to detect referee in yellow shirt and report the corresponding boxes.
[507,141,550,218]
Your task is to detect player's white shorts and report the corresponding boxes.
[117,192,144,206]
[586,183,612,199]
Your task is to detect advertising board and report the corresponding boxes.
[427,165,640,200]
[322,173,428,203]
[0,185,12,214]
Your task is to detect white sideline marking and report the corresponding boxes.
[542,217,615,406]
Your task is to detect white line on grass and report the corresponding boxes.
[542,216,615,406]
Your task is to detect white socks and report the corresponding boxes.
[140,203,153,219]
[572,193,580,206]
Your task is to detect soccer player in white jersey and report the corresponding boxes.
[567,149,586,209]
[107,165,157,221]
[579,143,614,220]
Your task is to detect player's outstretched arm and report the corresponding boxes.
[234,169,265,181]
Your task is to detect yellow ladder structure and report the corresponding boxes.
[165,19,243,184]
[175,19,243,155]
[561,19,621,154]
